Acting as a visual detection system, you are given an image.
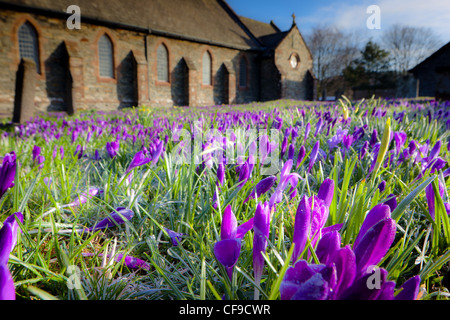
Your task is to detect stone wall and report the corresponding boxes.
[274,27,314,101]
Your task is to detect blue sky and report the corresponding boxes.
[226,0,450,46]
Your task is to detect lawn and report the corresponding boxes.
[0,97,449,300]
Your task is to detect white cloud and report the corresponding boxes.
[298,0,450,44]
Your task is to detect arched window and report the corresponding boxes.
[98,34,114,78]
[239,56,248,87]
[18,22,40,73]
[157,44,169,82]
[202,51,212,85]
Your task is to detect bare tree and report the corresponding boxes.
[383,24,442,74]
[306,25,360,99]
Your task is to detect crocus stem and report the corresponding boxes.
[254,287,260,300]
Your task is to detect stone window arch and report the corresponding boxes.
[157,43,169,82]
[98,34,114,78]
[18,22,40,73]
[202,50,212,86]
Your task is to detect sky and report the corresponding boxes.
[226,0,450,47]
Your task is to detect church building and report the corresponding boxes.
[0,0,315,119]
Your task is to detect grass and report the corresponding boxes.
[0,97,449,300]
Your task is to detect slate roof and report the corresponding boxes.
[0,0,262,50]
[409,41,450,73]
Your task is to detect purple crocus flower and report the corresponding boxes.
[106,141,120,159]
[383,194,397,212]
[369,129,378,147]
[307,141,320,173]
[66,187,102,207]
[393,131,407,155]
[425,180,445,220]
[304,123,311,143]
[253,202,271,288]
[243,175,276,203]
[0,151,16,199]
[213,205,253,280]
[287,144,295,161]
[87,207,134,232]
[292,178,335,262]
[32,145,41,162]
[217,163,225,187]
[237,161,250,188]
[82,252,150,271]
[269,160,301,207]
[164,227,187,246]
[281,203,419,300]
[292,195,311,263]
[0,212,24,300]
[296,145,306,169]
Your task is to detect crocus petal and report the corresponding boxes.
[221,205,237,240]
[292,195,311,263]
[0,265,15,300]
[330,245,356,299]
[214,238,241,269]
[253,202,271,284]
[308,141,320,173]
[236,217,254,239]
[316,230,341,265]
[317,178,335,207]
[296,145,306,169]
[353,204,391,249]
[353,218,396,276]
[89,207,134,231]
[164,228,186,246]
[383,194,397,212]
[394,275,421,300]
[0,222,13,266]
[340,268,389,300]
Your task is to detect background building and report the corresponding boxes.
[0,0,315,119]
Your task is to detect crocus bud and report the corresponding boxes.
[296,145,305,169]
[317,178,335,207]
[0,151,16,199]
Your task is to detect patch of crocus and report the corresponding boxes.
[243,175,276,203]
[106,140,119,159]
[281,209,420,300]
[164,227,187,246]
[252,202,271,297]
[74,144,83,159]
[0,151,16,199]
[0,212,24,300]
[87,207,134,232]
[307,141,320,174]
